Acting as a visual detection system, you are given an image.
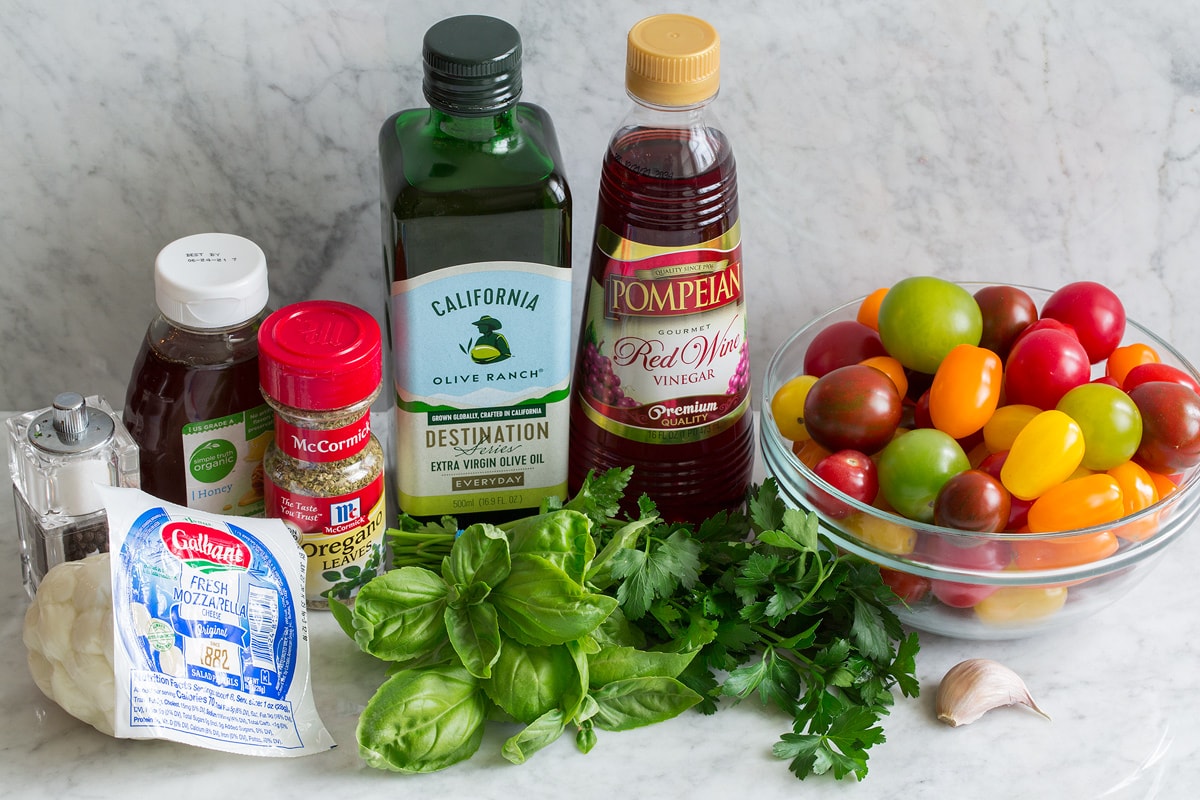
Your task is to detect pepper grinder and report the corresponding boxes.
[7,392,140,598]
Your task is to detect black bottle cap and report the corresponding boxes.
[423,15,523,116]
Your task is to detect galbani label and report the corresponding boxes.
[161,522,251,568]
[275,412,371,463]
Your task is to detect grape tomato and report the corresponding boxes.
[1122,362,1200,395]
[974,586,1068,625]
[856,287,889,331]
[982,404,1040,453]
[928,344,1002,439]
[1001,410,1085,500]
[1026,474,1125,533]
[1012,531,1120,570]
[1106,342,1160,385]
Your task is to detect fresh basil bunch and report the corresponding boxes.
[330,498,702,773]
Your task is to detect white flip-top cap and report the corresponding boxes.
[154,233,269,328]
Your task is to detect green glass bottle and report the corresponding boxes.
[380,15,572,525]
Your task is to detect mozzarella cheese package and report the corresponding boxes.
[98,485,335,756]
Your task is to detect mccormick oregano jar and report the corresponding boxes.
[258,300,386,610]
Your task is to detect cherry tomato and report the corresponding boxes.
[1011,317,1080,348]
[1026,474,1125,533]
[912,389,933,429]
[1107,461,1159,542]
[1012,531,1119,570]
[859,355,908,398]
[1122,362,1200,395]
[793,438,832,470]
[803,364,902,454]
[974,284,1038,360]
[1055,382,1143,470]
[803,320,887,378]
[1106,342,1159,385]
[877,276,983,374]
[1004,328,1092,409]
[933,469,1011,532]
[879,567,929,604]
[856,287,889,331]
[975,586,1068,625]
[982,403,1040,453]
[813,450,878,518]
[917,535,1010,608]
[1041,280,1126,363]
[844,513,917,555]
[1129,381,1200,473]
[771,374,818,442]
[877,428,970,522]
[978,451,1034,531]
[929,344,1003,439]
[1000,409,1085,500]
[1146,469,1179,500]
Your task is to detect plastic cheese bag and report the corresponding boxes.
[25,486,335,756]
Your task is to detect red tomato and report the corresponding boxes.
[929,344,1003,439]
[813,450,879,518]
[803,320,888,378]
[1004,328,1092,409]
[974,285,1038,360]
[1129,381,1200,472]
[1011,317,1080,348]
[1041,280,1127,363]
[917,536,1009,607]
[803,365,903,454]
[1122,362,1200,395]
[879,567,930,604]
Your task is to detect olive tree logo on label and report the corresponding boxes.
[188,439,237,483]
[463,314,512,364]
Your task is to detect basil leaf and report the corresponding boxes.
[491,553,617,646]
[445,601,502,679]
[481,637,578,724]
[586,644,698,688]
[443,523,510,592]
[500,708,566,765]
[589,676,702,732]
[352,567,449,662]
[506,509,595,584]
[590,605,648,649]
[357,664,487,773]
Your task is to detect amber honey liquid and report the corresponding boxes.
[569,125,755,522]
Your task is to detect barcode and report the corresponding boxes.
[247,586,279,672]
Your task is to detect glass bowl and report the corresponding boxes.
[760,283,1200,639]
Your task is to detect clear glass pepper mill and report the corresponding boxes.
[7,392,140,598]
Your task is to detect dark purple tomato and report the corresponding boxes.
[974,285,1038,361]
[912,389,933,428]
[803,320,888,378]
[803,364,903,454]
[1122,362,1200,395]
[933,469,1012,532]
[1041,280,1126,364]
[1129,381,1200,473]
[813,450,879,518]
[1004,328,1092,409]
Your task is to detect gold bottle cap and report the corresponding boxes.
[625,14,720,107]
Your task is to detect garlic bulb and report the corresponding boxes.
[935,658,1049,727]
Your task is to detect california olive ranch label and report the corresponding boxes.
[391,261,571,517]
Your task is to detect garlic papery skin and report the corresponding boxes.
[935,658,1050,728]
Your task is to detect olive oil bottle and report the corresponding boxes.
[381,15,572,524]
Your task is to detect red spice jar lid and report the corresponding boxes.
[258,300,382,410]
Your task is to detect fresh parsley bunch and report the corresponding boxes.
[336,468,919,781]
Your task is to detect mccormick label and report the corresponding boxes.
[577,222,750,444]
[391,261,571,517]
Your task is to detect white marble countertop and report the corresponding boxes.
[3,409,1199,798]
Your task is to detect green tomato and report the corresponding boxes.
[878,428,971,522]
[877,276,983,374]
[1056,382,1143,471]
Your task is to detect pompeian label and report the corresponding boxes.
[391,261,571,517]
[578,223,750,445]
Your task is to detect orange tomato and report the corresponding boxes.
[1106,342,1160,386]
[792,438,832,470]
[1012,531,1120,570]
[929,344,1003,440]
[860,355,908,398]
[1026,474,1124,533]
[856,287,889,331]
